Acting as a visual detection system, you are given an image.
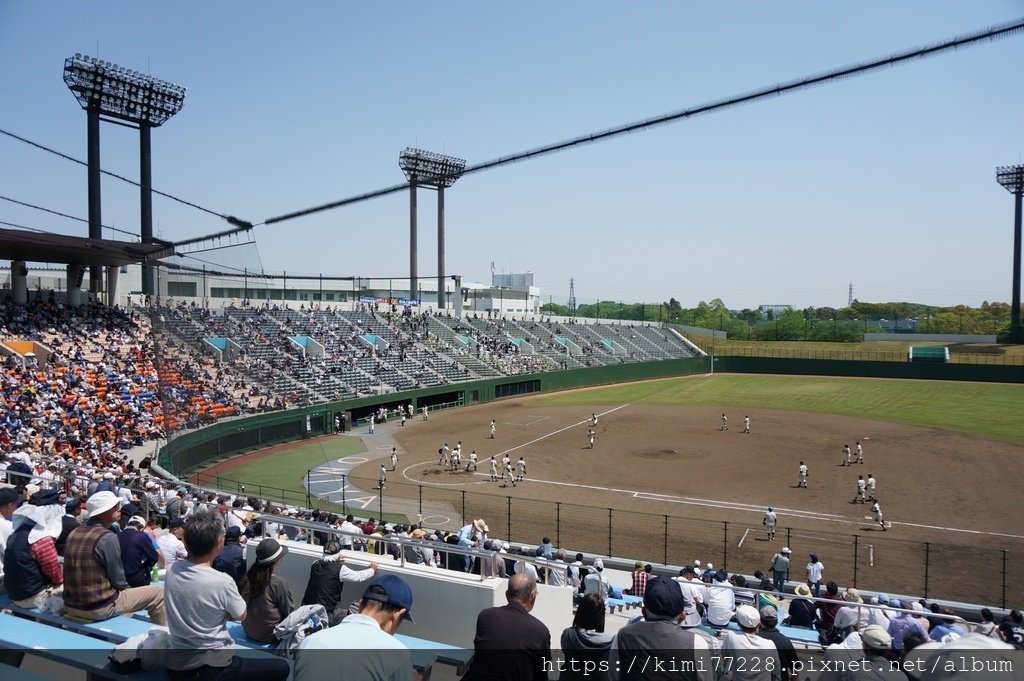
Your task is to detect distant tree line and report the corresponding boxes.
[538,298,1021,343]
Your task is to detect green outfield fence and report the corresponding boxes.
[158,355,1024,608]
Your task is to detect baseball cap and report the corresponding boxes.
[781,547,791,554]
[86,491,122,519]
[861,625,892,649]
[642,577,686,619]
[225,526,243,540]
[759,605,779,624]
[127,516,147,528]
[735,605,760,628]
[362,574,414,622]
[323,539,344,555]
[168,518,186,529]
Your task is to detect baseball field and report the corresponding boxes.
[207,373,1024,605]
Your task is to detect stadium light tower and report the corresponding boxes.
[64,54,186,297]
[399,148,466,309]
[997,164,1024,343]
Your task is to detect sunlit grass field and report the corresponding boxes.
[530,374,1024,444]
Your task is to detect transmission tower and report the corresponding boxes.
[568,278,577,317]
[848,282,854,308]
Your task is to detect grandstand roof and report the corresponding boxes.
[0,228,173,267]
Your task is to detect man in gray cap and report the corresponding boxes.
[757,605,799,680]
[835,625,904,681]
[609,576,714,681]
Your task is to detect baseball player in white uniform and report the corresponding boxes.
[516,456,526,482]
[378,463,387,486]
[872,501,886,531]
[490,420,496,439]
[854,475,867,504]
[501,463,516,488]
[842,444,852,466]
[720,414,728,431]
[489,456,498,481]
[588,429,595,449]
[866,474,876,501]
[855,441,864,464]
[467,450,478,472]
[591,413,598,427]
[438,442,449,465]
[368,414,375,434]
[763,506,777,541]
[743,416,750,433]
[450,449,461,472]
[390,447,398,471]
[798,461,808,488]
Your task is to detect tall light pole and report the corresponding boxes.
[399,148,466,310]
[997,165,1024,343]
[63,54,185,297]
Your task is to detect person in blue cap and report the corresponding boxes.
[295,574,414,680]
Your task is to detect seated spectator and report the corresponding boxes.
[625,561,651,597]
[703,569,736,629]
[0,487,21,593]
[559,593,613,680]
[158,517,188,568]
[56,498,82,556]
[758,605,800,680]
[545,549,567,587]
[887,599,929,651]
[240,538,293,644]
[720,604,780,681]
[731,573,756,608]
[211,526,247,586]
[295,574,415,678]
[515,546,541,583]
[165,510,290,681]
[583,558,611,603]
[118,515,160,587]
[63,490,165,625]
[928,608,967,643]
[784,584,818,629]
[3,488,64,608]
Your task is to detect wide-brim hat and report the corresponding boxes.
[255,538,288,565]
[794,584,812,597]
[473,519,489,533]
[85,491,122,519]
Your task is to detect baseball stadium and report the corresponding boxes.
[2,6,1024,681]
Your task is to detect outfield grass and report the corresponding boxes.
[530,374,1024,444]
[685,337,1024,362]
[218,436,367,491]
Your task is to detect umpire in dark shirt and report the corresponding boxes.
[212,526,247,585]
[758,605,799,680]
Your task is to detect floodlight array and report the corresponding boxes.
[63,54,186,127]
[399,148,467,188]
[996,165,1024,194]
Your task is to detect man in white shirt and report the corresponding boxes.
[675,564,705,627]
[514,547,540,583]
[721,605,781,681]
[703,569,736,629]
[338,514,363,550]
[544,550,567,587]
[157,518,189,568]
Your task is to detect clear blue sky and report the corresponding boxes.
[2,2,1022,310]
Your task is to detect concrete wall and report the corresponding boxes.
[262,539,573,648]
